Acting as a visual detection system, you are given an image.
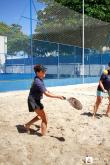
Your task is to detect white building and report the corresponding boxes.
[0,36,7,72]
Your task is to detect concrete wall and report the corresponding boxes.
[0,36,7,72]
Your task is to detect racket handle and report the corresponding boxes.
[63,96,66,100]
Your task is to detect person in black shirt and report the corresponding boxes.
[24,64,64,135]
[93,62,110,118]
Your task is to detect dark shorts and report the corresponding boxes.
[28,95,44,112]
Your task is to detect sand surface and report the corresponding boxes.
[0,83,110,165]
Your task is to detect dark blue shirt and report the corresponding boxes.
[98,70,110,91]
[29,76,46,100]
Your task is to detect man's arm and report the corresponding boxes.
[44,90,64,99]
[99,80,107,92]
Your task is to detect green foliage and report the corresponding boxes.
[34,1,110,51]
[35,2,82,34]
[0,22,29,54]
[55,0,110,22]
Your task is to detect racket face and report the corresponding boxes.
[67,97,82,110]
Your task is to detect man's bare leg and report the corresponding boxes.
[24,115,40,129]
[93,96,102,118]
[93,104,99,119]
[34,109,47,136]
[105,97,110,117]
[41,121,47,135]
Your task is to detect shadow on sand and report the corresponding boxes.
[81,112,102,119]
[16,124,42,136]
[50,135,65,142]
[16,125,66,141]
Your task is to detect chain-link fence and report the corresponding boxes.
[1,39,110,78]
[0,0,110,90]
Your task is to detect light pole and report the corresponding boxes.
[30,0,33,75]
[82,0,85,83]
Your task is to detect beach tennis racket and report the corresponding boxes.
[63,97,83,110]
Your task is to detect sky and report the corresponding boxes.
[0,0,46,35]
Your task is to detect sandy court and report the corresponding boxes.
[0,83,110,165]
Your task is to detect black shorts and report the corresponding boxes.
[28,95,44,112]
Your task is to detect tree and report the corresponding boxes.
[34,1,110,51]
[0,22,29,55]
[55,0,110,22]
[10,24,22,32]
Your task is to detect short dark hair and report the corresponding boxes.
[108,62,110,67]
[34,64,47,73]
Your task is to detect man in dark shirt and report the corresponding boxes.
[93,62,110,118]
[24,64,64,135]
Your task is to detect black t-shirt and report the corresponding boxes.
[29,76,46,100]
[97,70,110,91]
